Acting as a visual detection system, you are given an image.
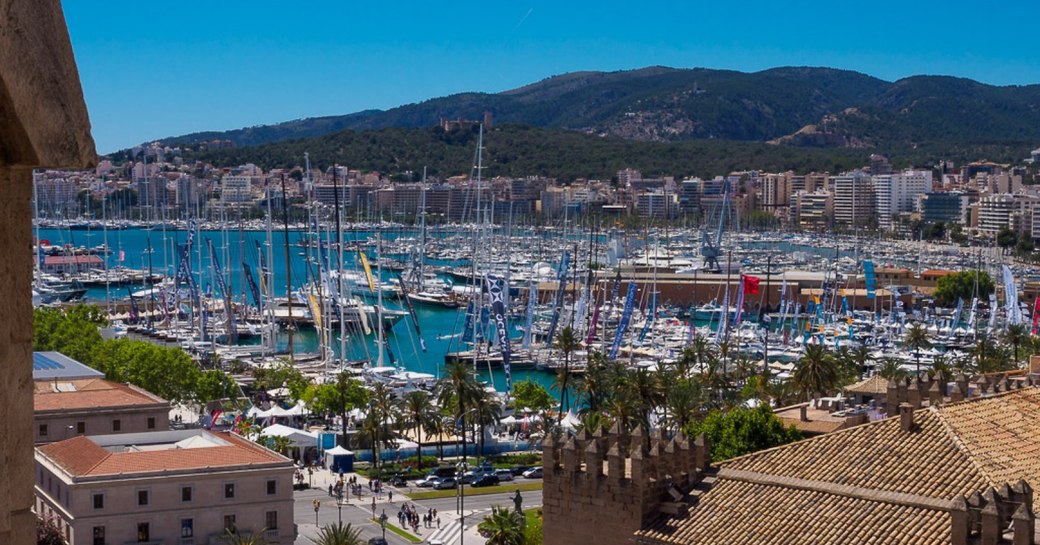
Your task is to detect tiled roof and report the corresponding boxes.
[37,431,287,477]
[34,378,167,412]
[844,374,889,395]
[636,387,1040,545]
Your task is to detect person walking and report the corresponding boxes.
[388,490,393,503]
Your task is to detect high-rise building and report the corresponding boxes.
[919,192,969,225]
[873,170,932,229]
[788,191,833,229]
[976,193,1015,236]
[832,172,874,227]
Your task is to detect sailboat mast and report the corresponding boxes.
[281,170,295,362]
[333,164,346,367]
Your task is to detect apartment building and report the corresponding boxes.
[832,172,874,227]
[976,193,1015,235]
[35,429,296,545]
[788,190,833,229]
[873,170,932,229]
[918,192,969,225]
[220,175,254,204]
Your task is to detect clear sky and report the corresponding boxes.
[64,0,1040,154]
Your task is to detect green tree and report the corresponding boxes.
[472,387,503,456]
[196,369,240,403]
[313,522,363,545]
[877,358,909,381]
[934,270,994,306]
[552,326,581,425]
[792,344,840,401]
[684,404,802,462]
[1004,323,1030,364]
[37,516,66,545]
[997,226,1017,254]
[903,322,931,375]
[33,305,105,363]
[252,360,309,401]
[512,379,554,417]
[477,505,525,545]
[438,360,482,458]
[302,373,369,448]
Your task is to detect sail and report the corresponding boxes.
[359,250,376,293]
[461,301,475,344]
[254,241,270,297]
[608,282,637,361]
[863,260,876,299]
[522,285,537,350]
[397,277,426,351]
[243,263,262,312]
[637,289,656,343]
[307,292,323,335]
[544,251,571,346]
[207,239,237,343]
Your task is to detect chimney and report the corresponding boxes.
[799,404,808,422]
[899,403,915,432]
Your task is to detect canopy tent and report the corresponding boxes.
[324,445,353,456]
[247,401,308,419]
[260,423,318,448]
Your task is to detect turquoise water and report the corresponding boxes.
[41,227,560,396]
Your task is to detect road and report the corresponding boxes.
[293,473,541,545]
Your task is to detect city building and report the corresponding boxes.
[34,375,169,444]
[220,175,254,204]
[35,429,296,545]
[919,192,969,225]
[635,191,677,220]
[832,172,874,227]
[760,171,792,211]
[873,170,932,230]
[977,193,1016,236]
[788,190,833,229]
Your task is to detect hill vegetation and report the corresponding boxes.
[149,66,1040,163]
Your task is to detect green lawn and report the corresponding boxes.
[370,518,422,544]
[406,481,543,500]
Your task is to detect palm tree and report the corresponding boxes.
[553,326,580,426]
[663,376,705,432]
[904,322,931,375]
[313,522,363,545]
[472,387,502,456]
[366,383,398,470]
[793,344,839,402]
[1004,323,1029,364]
[689,334,714,374]
[477,505,525,545]
[877,358,909,381]
[437,360,481,461]
[401,390,436,470]
[222,529,269,545]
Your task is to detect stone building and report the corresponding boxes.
[1,1,97,543]
[34,377,170,444]
[35,429,296,545]
[544,385,1040,545]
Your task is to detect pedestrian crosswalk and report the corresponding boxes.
[424,509,489,544]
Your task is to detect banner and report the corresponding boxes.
[127,287,140,323]
[742,274,760,295]
[522,285,536,350]
[462,300,475,343]
[988,293,998,330]
[586,299,600,344]
[733,277,745,325]
[207,239,237,342]
[638,289,656,343]
[608,282,637,360]
[863,260,876,299]
[1033,297,1039,336]
[254,241,270,297]
[968,297,978,328]
[487,275,513,395]
[1003,265,1020,325]
[307,292,323,334]
[359,251,376,293]
[243,263,263,312]
[544,251,571,346]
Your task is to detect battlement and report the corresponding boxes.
[886,371,1036,416]
[951,480,1035,545]
[542,423,711,545]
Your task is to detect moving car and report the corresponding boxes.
[415,475,439,487]
[495,469,514,482]
[432,476,458,490]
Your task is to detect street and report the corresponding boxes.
[293,469,542,545]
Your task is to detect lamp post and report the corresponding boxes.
[456,459,468,545]
[336,489,343,524]
[312,499,321,527]
[379,511,388,540]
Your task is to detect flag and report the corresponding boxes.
[609,283,638,360]
[1033,297,1039,335]
[118,249,125,262]
[486,275,513,396]
[359,251,376,293]
[742,274,760,295]
[863,260,877,299]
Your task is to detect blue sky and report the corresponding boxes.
[64,1,1040,153]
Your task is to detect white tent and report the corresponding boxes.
[324,445,353,456]
[260,424,318,448]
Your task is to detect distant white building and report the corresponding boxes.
[221,175,255,204]
[976,193,1015,236]
[832,172,874,227]
[874,169,932,229]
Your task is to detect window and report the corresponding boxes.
[266,479,277,495]
[92,493,104,510]
[180,519,193,538]
[224,482,235,499]
[137,489,149,506]
[181,486,192,502]
[147,417,156,429]
[112,419,121,432]
[92,526,105,545]
[39,424,47,437]
[265,510,278,530]
[223,514,236,533]
[136,523,149,543]
[76,421,85,434]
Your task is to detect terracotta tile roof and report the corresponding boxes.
[34,378,167,412]
[844,374,889,395]
[37,431,287,477]
[637,388,1040,545]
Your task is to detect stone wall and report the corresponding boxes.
[541,425,711,545]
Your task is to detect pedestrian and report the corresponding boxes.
[437,516,441,529]
[328,484,333,497]
[388,490,393,503]
[371,496,376,515]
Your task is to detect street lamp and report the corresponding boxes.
[312,499,321,527]
[336,489,343,524]
[379,510,388,540]
[456,459,468,545]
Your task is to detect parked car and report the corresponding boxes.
[415,475,439,488]
[368,539,389,545]
[429,466,457,478]
[495,469,514,482]
[460,467,493,484]
[471,473,500,487]
[432,476,457,490]
[522,466,543,479]
[509,465,530,476]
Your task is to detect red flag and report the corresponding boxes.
[1032,297,1039,336]
[742,275,761,295]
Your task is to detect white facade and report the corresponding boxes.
[874,170,932,229]
[832,172,874,227]
[221,175,254,203]
[977,193,1015,236]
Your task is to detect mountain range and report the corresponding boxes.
[157,66,1040,151]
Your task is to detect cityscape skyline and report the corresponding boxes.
[65,0,1040,153]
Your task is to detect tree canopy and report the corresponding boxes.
[934,270,994,306]
[684,404,802,462]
